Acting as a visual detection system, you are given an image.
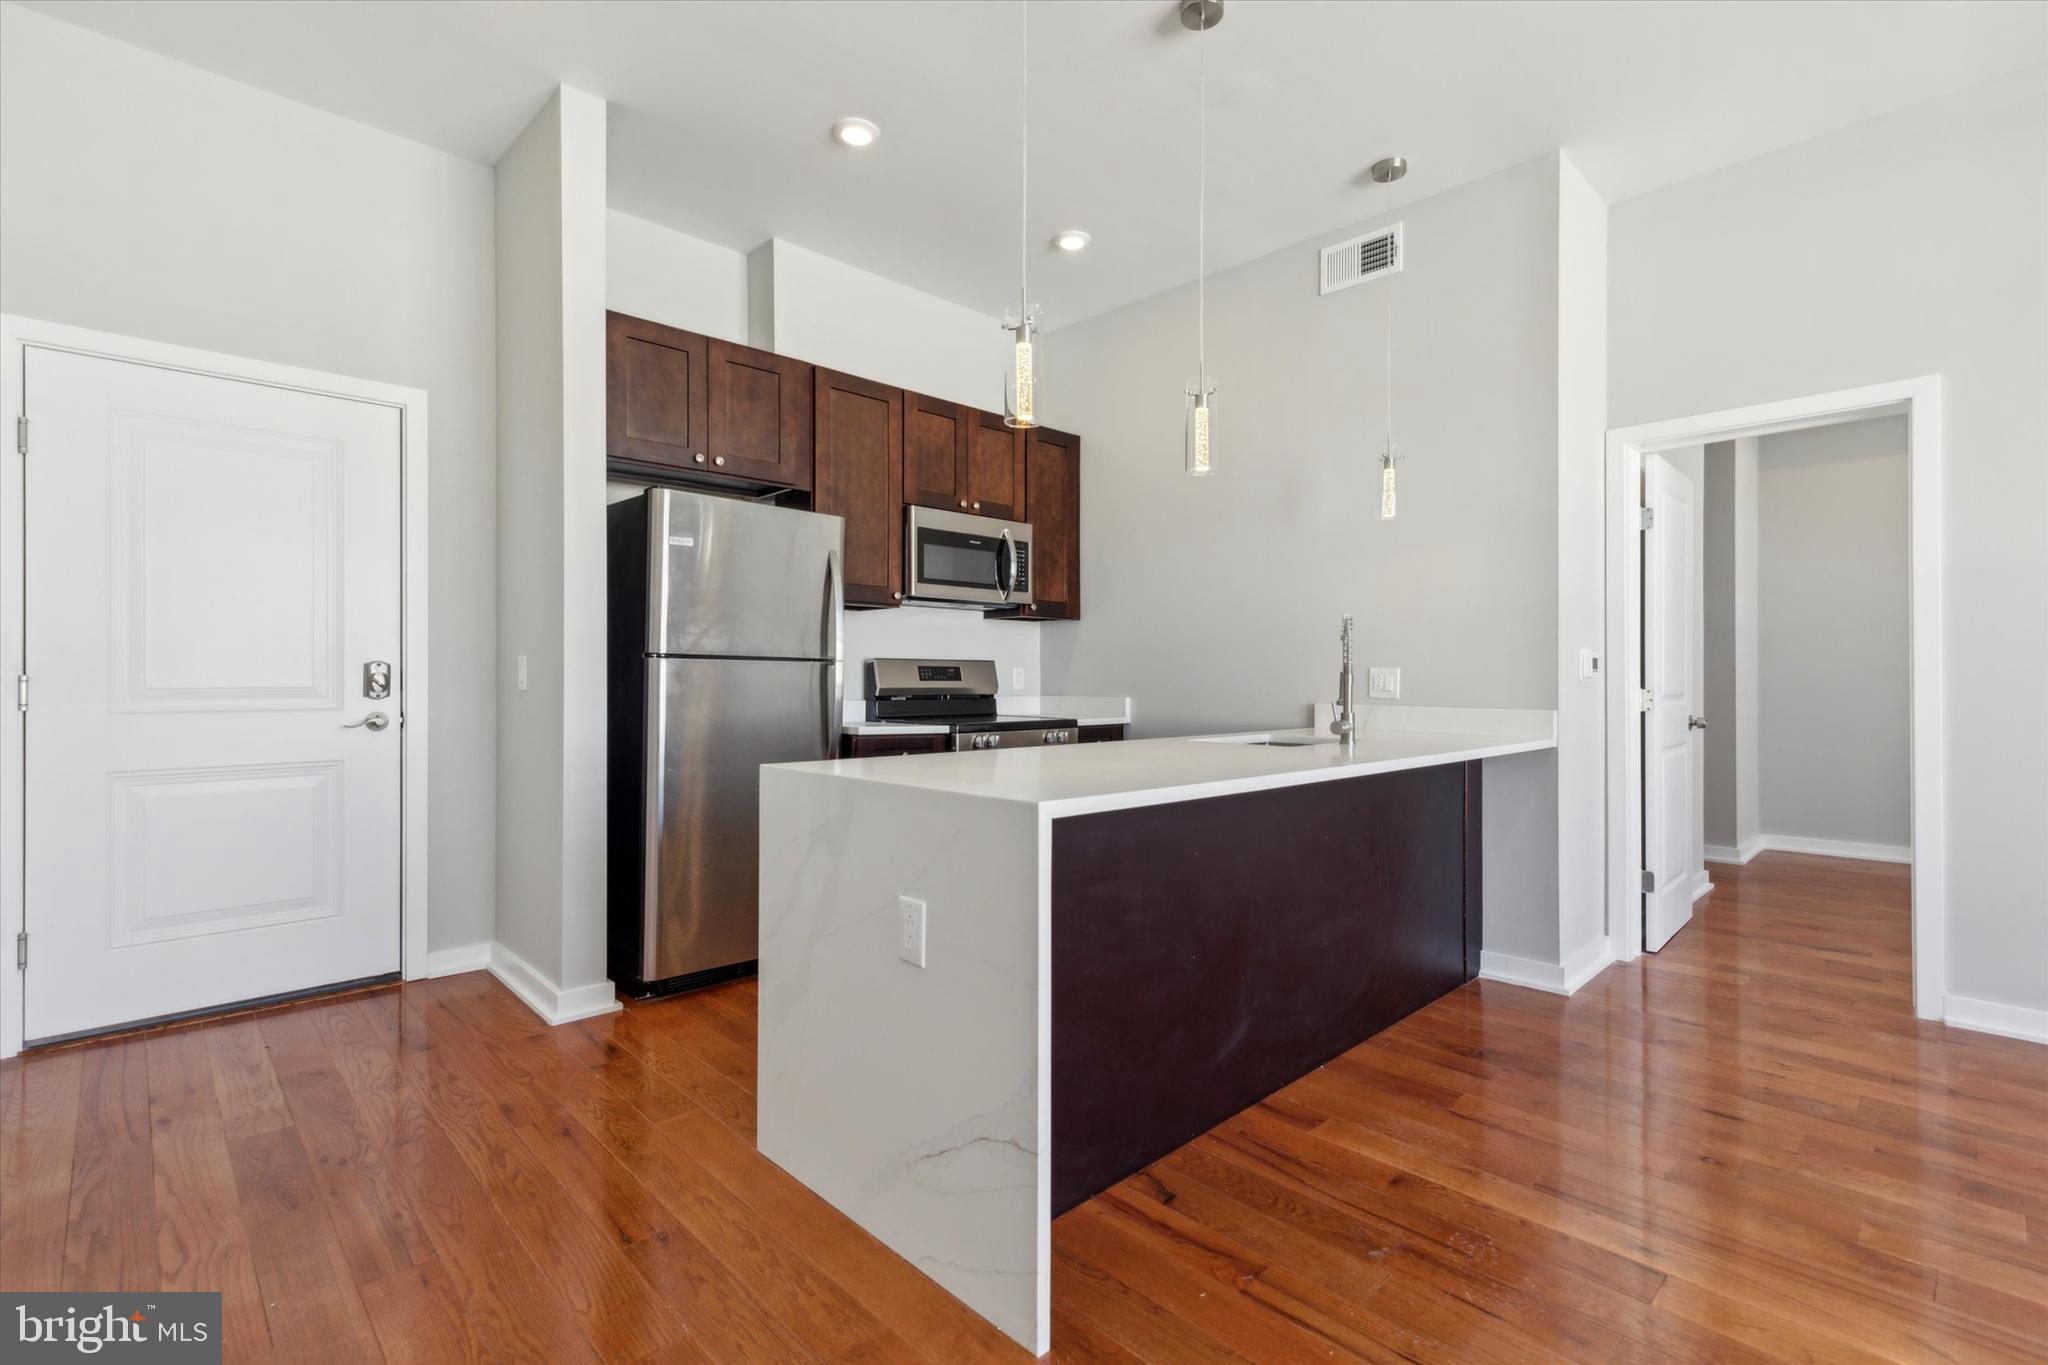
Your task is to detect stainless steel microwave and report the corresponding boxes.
[904,505,1034,609]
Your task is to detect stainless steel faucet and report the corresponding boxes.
[1331,615,1358,744]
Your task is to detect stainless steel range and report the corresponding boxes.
[863,658,1077,750]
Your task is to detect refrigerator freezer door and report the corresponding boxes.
[641,656,841,982]
[648,488,844,660]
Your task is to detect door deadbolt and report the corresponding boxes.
[363,660,391,700]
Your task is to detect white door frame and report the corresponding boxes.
[1605,376,1943,1017]
[0,316,432,1059]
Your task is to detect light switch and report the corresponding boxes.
[516,654,529,692]
[1367,666,1401,700]
[1578,649,1601,681]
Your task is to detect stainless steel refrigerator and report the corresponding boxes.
[607,487,842,996]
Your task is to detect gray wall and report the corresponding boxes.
[0,6,500,951]
[1039,154,1568,964]
[1041,154,1561,734]
[1612,68,2046,1012]
[1757,417,1910,848]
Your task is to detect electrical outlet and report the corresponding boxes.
[1367,666,1401,700]
[897,895,927,968]
[1012,666,1026,691]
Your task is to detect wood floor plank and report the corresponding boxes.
[62,1039,157,1293]
[226,1125,384,1364]
[0,1051,83,1291]
[206,1019,292,1142]
[151,1110,273,1361]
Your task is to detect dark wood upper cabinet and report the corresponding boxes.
[607,311,708,472]
[903,393,968,511]
[964,409,1027,521]
[812,368,903,608]
[707,339,814,490]
[1018,426,1080,620]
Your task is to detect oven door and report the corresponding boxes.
[905,505,1034,608]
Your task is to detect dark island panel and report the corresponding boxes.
[1050,760,1481,1215]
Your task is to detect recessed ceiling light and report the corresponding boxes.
[1052,230,1091,252]
[830,117,879,149]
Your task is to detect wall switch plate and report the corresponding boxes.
[516,654,529,692]
[898,895,927,968]
[1367,666,1401,700]
[1578,649,1601,681]
[1012,666,1026,690]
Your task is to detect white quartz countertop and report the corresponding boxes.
[780,706,1554,817]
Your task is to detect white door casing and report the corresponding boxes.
[1643,451,1701,952]
[22,347,403,1042]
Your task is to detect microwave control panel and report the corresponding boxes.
[1013,542,1030,594]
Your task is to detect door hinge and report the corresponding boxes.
[14,932,24,971]
[1639,870,1655,894]
[1636,688,1654,712]
[1638,506,1654,530]
[14,675,25,712]
[14,415,25,456]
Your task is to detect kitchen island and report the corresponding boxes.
[756,707,1555,1353]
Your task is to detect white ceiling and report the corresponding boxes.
[21,0,2046,325]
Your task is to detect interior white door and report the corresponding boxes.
[22,348,402,1042]
[1643,451,1702,952]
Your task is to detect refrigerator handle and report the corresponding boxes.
[823,548,844,759]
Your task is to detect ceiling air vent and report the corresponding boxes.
[1319,222,1403,296]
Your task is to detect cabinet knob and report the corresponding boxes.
[693,453,706,464]
[972,501,981,511]
[959,500,968,509]
[893,591,903,600]
[714,455,726,467]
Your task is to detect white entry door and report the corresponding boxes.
[22,347,402,1043]
[1643,451,1702,952]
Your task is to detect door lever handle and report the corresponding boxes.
[1688,715,1708,731]
[342,711,391,732]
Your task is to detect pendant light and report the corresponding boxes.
[1182,0,1222,475]
[1001,0,1041,429]
[1371,154,1407,518]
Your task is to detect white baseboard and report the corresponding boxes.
[1705,834,1907,866]
[487,942,622,1026]
[1690,871,1715,903]
[1943,994,2048,1046]
[1756,833,1912,864]
[1479,937,1615,996]
[423,942,492,978]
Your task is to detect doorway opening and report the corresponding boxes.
[1604,377,1943,1018]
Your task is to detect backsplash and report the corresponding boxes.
[842,606,1040,697]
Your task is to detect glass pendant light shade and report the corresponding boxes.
[1379,448,1398,519]
[1185,379,1218,476]
[1003,305,1041,429]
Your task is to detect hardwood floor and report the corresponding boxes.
[4,851,2044,1361]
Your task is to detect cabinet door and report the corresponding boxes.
[813,368,904,608]
[1019,427,1080,620]
[607,311,708,472]
[903,392,968,511]
[708,339,814,489]
[964,409,1027,520]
